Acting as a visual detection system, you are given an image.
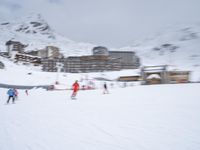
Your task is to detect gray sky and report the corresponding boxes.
[0,0,200,48]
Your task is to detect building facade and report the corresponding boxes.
[5,40,27,57]
[41,46,140,73]
[141,65,190,84]
[92,46,109,56]
[42,55,121,73]
[27,46,63,59]
[109,51,140,69]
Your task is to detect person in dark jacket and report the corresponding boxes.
[103,82,109,94]
[7,88,15,104]
[25,90,29,96]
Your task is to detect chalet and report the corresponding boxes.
[141,65,168,85]
[117,75,141,82]
[168,71,190,83]
[146,74,162,84]
[141,65,191,84]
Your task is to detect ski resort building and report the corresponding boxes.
[27,46,63,59]
[42,55,121,73]
[5,40,28,57]
[109,51,140,69]
[117,75,141,82]
[141,65,191,84]
[14,53,41,65]
[41,46,140,73]
[167,71,190,83]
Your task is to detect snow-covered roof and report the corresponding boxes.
[147,74,161,79]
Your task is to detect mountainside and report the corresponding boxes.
[0,14,95,56]
[115,24,200,69]
[0,14,200,80]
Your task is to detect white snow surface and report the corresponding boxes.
[0,55,141,87]
[0,83,200,150]
[0,55,200,150]
[0,15,200,150]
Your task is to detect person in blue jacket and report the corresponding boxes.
[7,88,15,104]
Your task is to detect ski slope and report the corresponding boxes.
[0,83,200,150]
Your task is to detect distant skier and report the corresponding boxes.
[25,90,29,96]
[71,80,80,99]
[103,82,109,94]
[14,88,18,100]
[7,88,15,104]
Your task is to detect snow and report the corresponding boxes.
[112,23,200,81]
[1,83,200,150]
[0,57,200,150]
[147,74,161,79]
[0,14,95,57]
[1,14,200,150]
[0,56,141,87]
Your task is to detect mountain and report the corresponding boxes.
[0,13,95,56]
[112,23,200,80]
[0,14,200,80]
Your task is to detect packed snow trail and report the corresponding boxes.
[0,83,200,150]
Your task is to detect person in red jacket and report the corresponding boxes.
[71,80,79,99]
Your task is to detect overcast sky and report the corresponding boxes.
[0,0,200,48]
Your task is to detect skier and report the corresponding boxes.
[25,90,29,96]
[7,88,15,104]
[14,88,18,100]
[71,80,79,99]
[103,82,109,94]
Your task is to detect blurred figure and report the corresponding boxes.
[25,90,29,96]
[103,82,109,94]
[7,88,15,104]
[71,80,80,99]
[14,88,18,100]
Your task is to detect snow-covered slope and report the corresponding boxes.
[110,23,200,80]
[1,14,200,67]
[0,83,200,150]
[0,14,200,81]
[0,14,95,56]
[116,23,200,70]
[0,55,140,87]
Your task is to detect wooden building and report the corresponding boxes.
[117,75,141,82]
[141,65,190,84]
[141,65,169,85]
[168,71,190,83]
[146,74,162,84]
